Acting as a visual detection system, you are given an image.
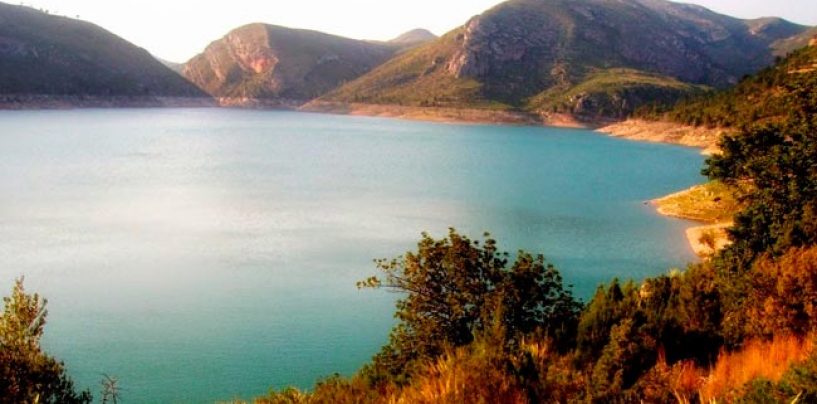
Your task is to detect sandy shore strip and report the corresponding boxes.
[598,119,728,155]
[685,223,733,257]
[650,183,737,258]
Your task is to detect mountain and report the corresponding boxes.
[637,38,817,129]
[389,29,438,46]
[0,2,208,105]
[772,27,817,56]
[159,58,184,74]
[315,0,812,122]
[182,24,401,106]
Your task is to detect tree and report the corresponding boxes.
[359,229,581,381]
[0,278,91,403]
[704,73,817,263]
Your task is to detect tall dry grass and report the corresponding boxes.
[696,336,814,403]
[388,343,528,404]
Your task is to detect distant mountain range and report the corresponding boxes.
[0,2,208,107]
[0,0,814,121]
[313,0,815,122]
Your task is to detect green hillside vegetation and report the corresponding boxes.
[319,29,510,110]
[320,0,811,121]
[637,44,817,128]
[0,2,205,98]
[527,68,711,120]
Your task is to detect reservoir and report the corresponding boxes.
[0,108,703,402]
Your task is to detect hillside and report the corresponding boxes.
[315,0,811,122]
[636,40,817,129]
[0,2,207,105]
[388,29,438,46]
[182,24,401,106]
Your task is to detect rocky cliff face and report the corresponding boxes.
[183,24,399,104]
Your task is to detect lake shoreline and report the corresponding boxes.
[0,95,218,109]
[651,185,736,258]
[0,98,722,152]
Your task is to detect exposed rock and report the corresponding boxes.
[183,24,399,105]
[323,0,812,120]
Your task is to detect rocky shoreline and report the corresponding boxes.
[300,101,543,126]
[651,184,738,258]
[597,119,728,155]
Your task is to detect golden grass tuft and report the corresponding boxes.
[389,344,527,404]
[698,335,813,402]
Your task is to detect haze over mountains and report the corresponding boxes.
[0,0,815,120]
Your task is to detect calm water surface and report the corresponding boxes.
[0,109,703,402]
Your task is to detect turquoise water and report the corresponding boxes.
[0,109,703,402]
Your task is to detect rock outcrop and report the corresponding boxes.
[183,24,399,106]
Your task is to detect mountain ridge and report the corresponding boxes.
[0,2,209,106]
[182,23,404,107]
[314,0,812,123]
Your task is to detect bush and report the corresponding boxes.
[0,279,91,403]
[359,229,581,381]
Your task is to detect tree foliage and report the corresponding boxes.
[0,278,91,404]
[358,229,581,381]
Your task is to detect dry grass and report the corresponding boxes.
[695,336,813,402]
[653,181,741,223]
[389,344,528,404]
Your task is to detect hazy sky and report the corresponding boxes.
[17,0,817,62]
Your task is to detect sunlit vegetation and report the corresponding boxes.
[0,279,91,403]
[653,181,742,224]
[526,68,709,120]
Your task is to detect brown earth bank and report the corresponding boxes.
[598,119,730,155]
[299,101,544,126]
[0,95,217,109]
[216,97,304,109]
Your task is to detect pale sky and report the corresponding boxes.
[15,0,817,63]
